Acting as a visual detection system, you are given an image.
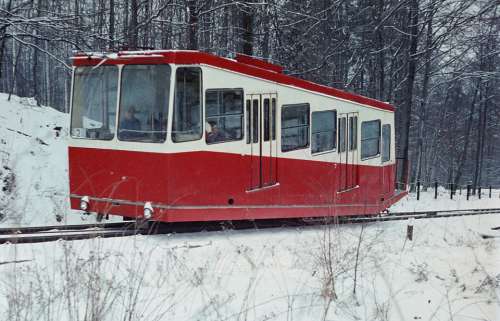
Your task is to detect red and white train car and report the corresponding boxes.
[68,50,406,222]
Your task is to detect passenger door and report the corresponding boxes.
[338,113,358,191]
[246,94,278,190]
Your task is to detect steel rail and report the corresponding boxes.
[0,208,498,245]
[0,221,135,235]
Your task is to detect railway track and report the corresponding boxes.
[0,207,498,244]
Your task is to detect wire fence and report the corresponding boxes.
[406,181,500,201]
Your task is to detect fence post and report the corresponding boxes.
[450,183,454,199]
[478,186,481,199]
[434,181,438,199]
[489,186,492,198]
[467,184,471,200]
[417,181,421,200]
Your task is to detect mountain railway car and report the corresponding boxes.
[68,50,407,222]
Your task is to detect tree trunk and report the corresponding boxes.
[109,0,115,49]
[0,0,13,82]
[241,2,253,55]
[187,0,198,50]
[399,0,419,187]
[129,0,138,50]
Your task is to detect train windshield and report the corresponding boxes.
[118,65,171,143]
[70,66,118,140]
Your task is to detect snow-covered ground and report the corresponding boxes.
[0,212,498,321]
[390,187,500,213]
[0,94,103,226]
[0,94,499,320]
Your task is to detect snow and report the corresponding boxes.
[0,93,105,226]
[0,94,499,320]
[0,214,498,320]
[390,187,500,213]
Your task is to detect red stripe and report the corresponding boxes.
[72,51,394,112]
[69,147,400,222]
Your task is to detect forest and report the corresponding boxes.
[0,0,498,189]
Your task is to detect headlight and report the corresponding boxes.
[143,202,153,219]
[80,196,90,211]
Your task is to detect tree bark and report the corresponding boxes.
[399,0,419,187]
[187,0,198,50]
[241,2,253,55]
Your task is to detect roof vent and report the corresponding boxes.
[235,53,283,73]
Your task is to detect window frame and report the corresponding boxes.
[360,119,381,160]
[70,65,119,141]
[171,66,203,143]
[311,110,337,155]
[117,63,172,143]
[281,103,310,153]
[205,88,244,145]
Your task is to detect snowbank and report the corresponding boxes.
[0,94,100,226]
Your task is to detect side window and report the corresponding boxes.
[281,104,310,152]
[382,124,391,162]
[245,99,259,144]
[172,67,202,142]
[311,110,336,154]
[263,98,277,142]
[338,117,346,153]
[118,64,171,143]
[264,99,270,141]
[349,116,358,150]
[271,98,276,140]
[361,120,381,159]
[205,89,244,144]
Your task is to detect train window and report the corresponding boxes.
[205,89,244,144]
[263,98,277,142]
[70,66,118,140]
[281,103,309,152]
[338,117,346,153]
[252,99,259,142]
[245,99,258,144]
[245,100,251,143]
[311,110,336,154]
[382,124,391,162]
[264,99,270,141]
[349,116,358,150]
[271,98,276,140]
[361,120,381,159]
[172,67,202,142]
[118,64,171,143]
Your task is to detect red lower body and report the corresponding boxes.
[69,147,406,222]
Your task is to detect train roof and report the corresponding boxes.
[71,50,394,112]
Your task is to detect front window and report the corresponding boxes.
[118,65,171,143]
[70,66,118,140]
[172,67,202,142]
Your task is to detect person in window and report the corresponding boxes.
[120,106,141,139]
[206,120,225,143]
